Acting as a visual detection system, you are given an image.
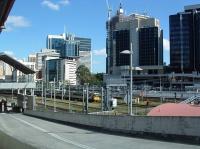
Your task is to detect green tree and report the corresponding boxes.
[76,65,91,85]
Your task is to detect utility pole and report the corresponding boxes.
[62,83,64,101]
[44,86,46,109]
[86,84,89,113]
[68,83,71,112]
[160,75,162,103]
[82,86,85,112]
[101,87,104,111]
[53,78,56,112]
[130,42,133,115]
[50,82,52,100]
[42,80,44,104]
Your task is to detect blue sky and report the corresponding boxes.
[0,0,199,73]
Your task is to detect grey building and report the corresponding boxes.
[36,49,60,80]
[47,33,92,71]
[106,4,163,76]
[170,4,200,73]
[74,37,91,51]
[75,37,92,71]
[47,33,79,58]
[45,58,77,85]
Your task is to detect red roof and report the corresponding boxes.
[148,103,200,116]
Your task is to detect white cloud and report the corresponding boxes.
[42,0,60,11]
[59,0,70,5]
[163,38,170,51]
[42,0,70,11]
[93,48,107,56]
[6,16,30,28]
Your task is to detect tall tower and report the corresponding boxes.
[170,4,200,73]
[106,3,163,76]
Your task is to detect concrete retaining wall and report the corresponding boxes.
[0,129,35,149]
[24,110,200,140]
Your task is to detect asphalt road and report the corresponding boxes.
[0,113,199,149]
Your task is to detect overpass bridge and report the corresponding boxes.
[0,53,36,94]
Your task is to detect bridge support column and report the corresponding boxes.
[23,89,27,95]
[17,89,20,94]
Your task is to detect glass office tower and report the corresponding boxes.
[47,34,79,58]
[170,4,200,73]
[139,27,163,66]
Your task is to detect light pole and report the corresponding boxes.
[68,82,71,112]
[53,78,56,112]
[120,42,133,115]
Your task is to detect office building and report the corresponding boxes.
[75,37,92,71]
[45,58,77,85]
[47,33,79,58]
[106,4,163,76]
[170,4,200,73]
[0,61,12,80]
[139,27,163,66]
[74,37,91,52]
[35,49,60,80]
[28,54,36,63]
[47,33,92,71]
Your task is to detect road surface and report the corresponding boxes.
[0,113,199,149]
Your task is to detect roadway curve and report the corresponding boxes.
[0,113,199,149]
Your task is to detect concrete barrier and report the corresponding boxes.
[24,110,200,143]
[0,129,35,149]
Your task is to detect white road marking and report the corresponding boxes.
[10,115,96,149]
[49,133,95,149]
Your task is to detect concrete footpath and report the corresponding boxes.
[24,110,200,144]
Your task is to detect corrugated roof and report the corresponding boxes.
[0,53,35,74]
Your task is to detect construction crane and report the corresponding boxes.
[106,0,112,74]
[106,0,112,21]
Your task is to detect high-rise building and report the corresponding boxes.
[45,58,77,85]
[139,27,163,67]
[170,4,200,73]
[47,33,92,71]
[74,37,91,51]
[74,37,92,71]
[36,49,60,80]
[106,4,163,76]
[47,33,79,58]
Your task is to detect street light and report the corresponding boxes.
[120,43,133,115]
[120,43,142,115]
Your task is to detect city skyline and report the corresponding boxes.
[0,0,200,73]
